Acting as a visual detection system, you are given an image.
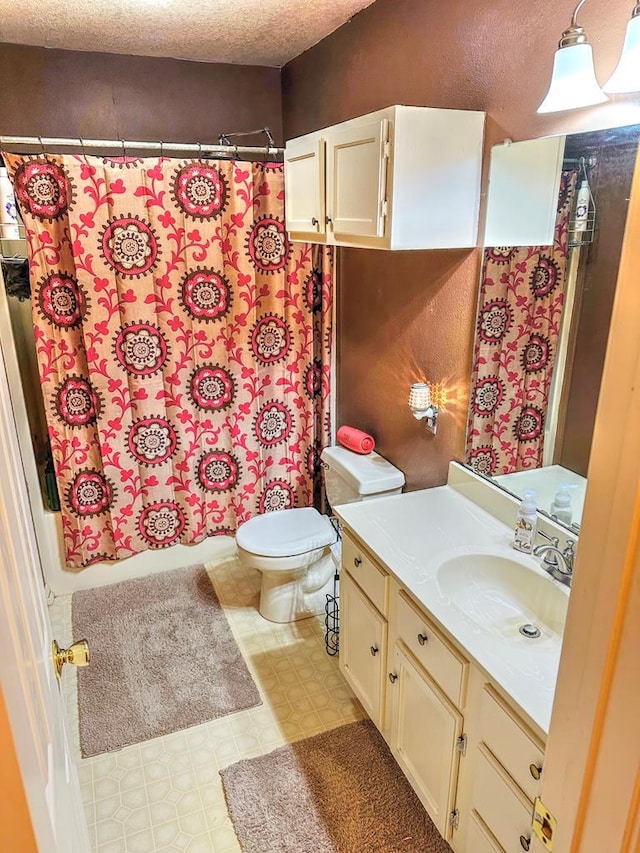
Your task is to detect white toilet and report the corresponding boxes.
[236,445,405,622]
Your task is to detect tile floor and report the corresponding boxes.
[49,537,364,853]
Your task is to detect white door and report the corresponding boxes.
[0,337,90,852]
[339,570,387,729]
[388,645,462,840]
[325,118,390,239]
[284,135,326,237]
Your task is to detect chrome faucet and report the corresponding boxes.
[532,530,576,587]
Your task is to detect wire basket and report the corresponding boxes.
[324,570,340,656]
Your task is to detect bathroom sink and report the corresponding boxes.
[437,552,569,639]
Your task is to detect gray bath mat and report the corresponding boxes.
[220,719,452,853]
[73,564,261,757]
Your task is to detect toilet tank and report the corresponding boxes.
[320,445,405,507]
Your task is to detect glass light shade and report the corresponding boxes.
[537,43,608,113]
[409,382,431,417]
[604,15,640,93]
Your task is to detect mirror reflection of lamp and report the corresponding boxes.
[408,382,439,434]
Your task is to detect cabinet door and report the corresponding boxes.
[340,570,386,728]
[325,118,389,239]
[389,645,463,840]
[484,135,565,247]
[284,135,326,237]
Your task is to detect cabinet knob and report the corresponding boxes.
[417,632,428,646]
[370,645,379,656]
[311,217,319,226]
[354,557,362,567]
[326,216,333,226]
[529,763,542,781]
[520,836,531,851]
[388,672,398,683]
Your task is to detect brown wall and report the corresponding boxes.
[283,0,639,488]
[0,44,283,144]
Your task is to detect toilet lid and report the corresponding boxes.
[236,507,338,557]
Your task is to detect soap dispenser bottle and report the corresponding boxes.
[513,489,538,553]
[550,484,573,525]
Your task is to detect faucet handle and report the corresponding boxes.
[537,529,559,547]
[563,538,576,562]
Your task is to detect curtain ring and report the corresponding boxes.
[79,137,86,157]
[197,141,202,159]
[38,135,45,156]
[120,138,127,157]
[160,140,164,158]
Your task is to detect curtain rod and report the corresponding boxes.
[0,135,284,157]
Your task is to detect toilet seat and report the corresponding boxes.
[236,507,337,558]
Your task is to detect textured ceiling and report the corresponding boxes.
[0,0,376,67]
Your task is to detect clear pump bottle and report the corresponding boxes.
[513,489,538,553]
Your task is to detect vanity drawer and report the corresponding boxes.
[342,531,388,615]
[480,685,545,802]
[396,591,468,707]
[473,745,534,853]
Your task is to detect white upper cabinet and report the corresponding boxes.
[284,105,485,250]
[326,117,390,240]
[283,135,326,237]
[484,135,566,247]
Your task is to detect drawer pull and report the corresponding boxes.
[388,672,398,683]
[417,632,428,646]
[354,557,362,567]
[370,645,379,656]
[520,836,531,851]
[529,763,542,780]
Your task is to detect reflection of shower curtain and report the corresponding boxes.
[466,170,577,476]
[4,153,333,567]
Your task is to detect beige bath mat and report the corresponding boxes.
[220,719,452,853]
[73,564,261,757]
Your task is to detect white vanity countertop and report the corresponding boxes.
[335,484,568,735]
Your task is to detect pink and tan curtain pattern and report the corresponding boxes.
[4,153,332,567]
[466,171,577,476]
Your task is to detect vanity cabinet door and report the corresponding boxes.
[388,645,463,840]
[284,134,326,239]
[340,570,387,729]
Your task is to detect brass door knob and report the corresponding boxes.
[529,763,543,780]
[520,835,531,851]
[52,639,90,680]
[417,633,428,646]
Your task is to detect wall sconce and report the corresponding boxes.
[537,0,608,114]
[604,2,640,94]
[408,382,439,435]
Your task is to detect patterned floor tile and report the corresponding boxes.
[50,540,364,852]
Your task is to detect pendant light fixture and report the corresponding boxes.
[604,2,640,93]
[537,0,608,114]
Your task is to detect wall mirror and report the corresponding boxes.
[465,122,640,533]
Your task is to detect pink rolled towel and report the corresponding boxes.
[337,425,376,454]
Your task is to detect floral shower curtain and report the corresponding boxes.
[4,153,332,568]
[466,170,577,476]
